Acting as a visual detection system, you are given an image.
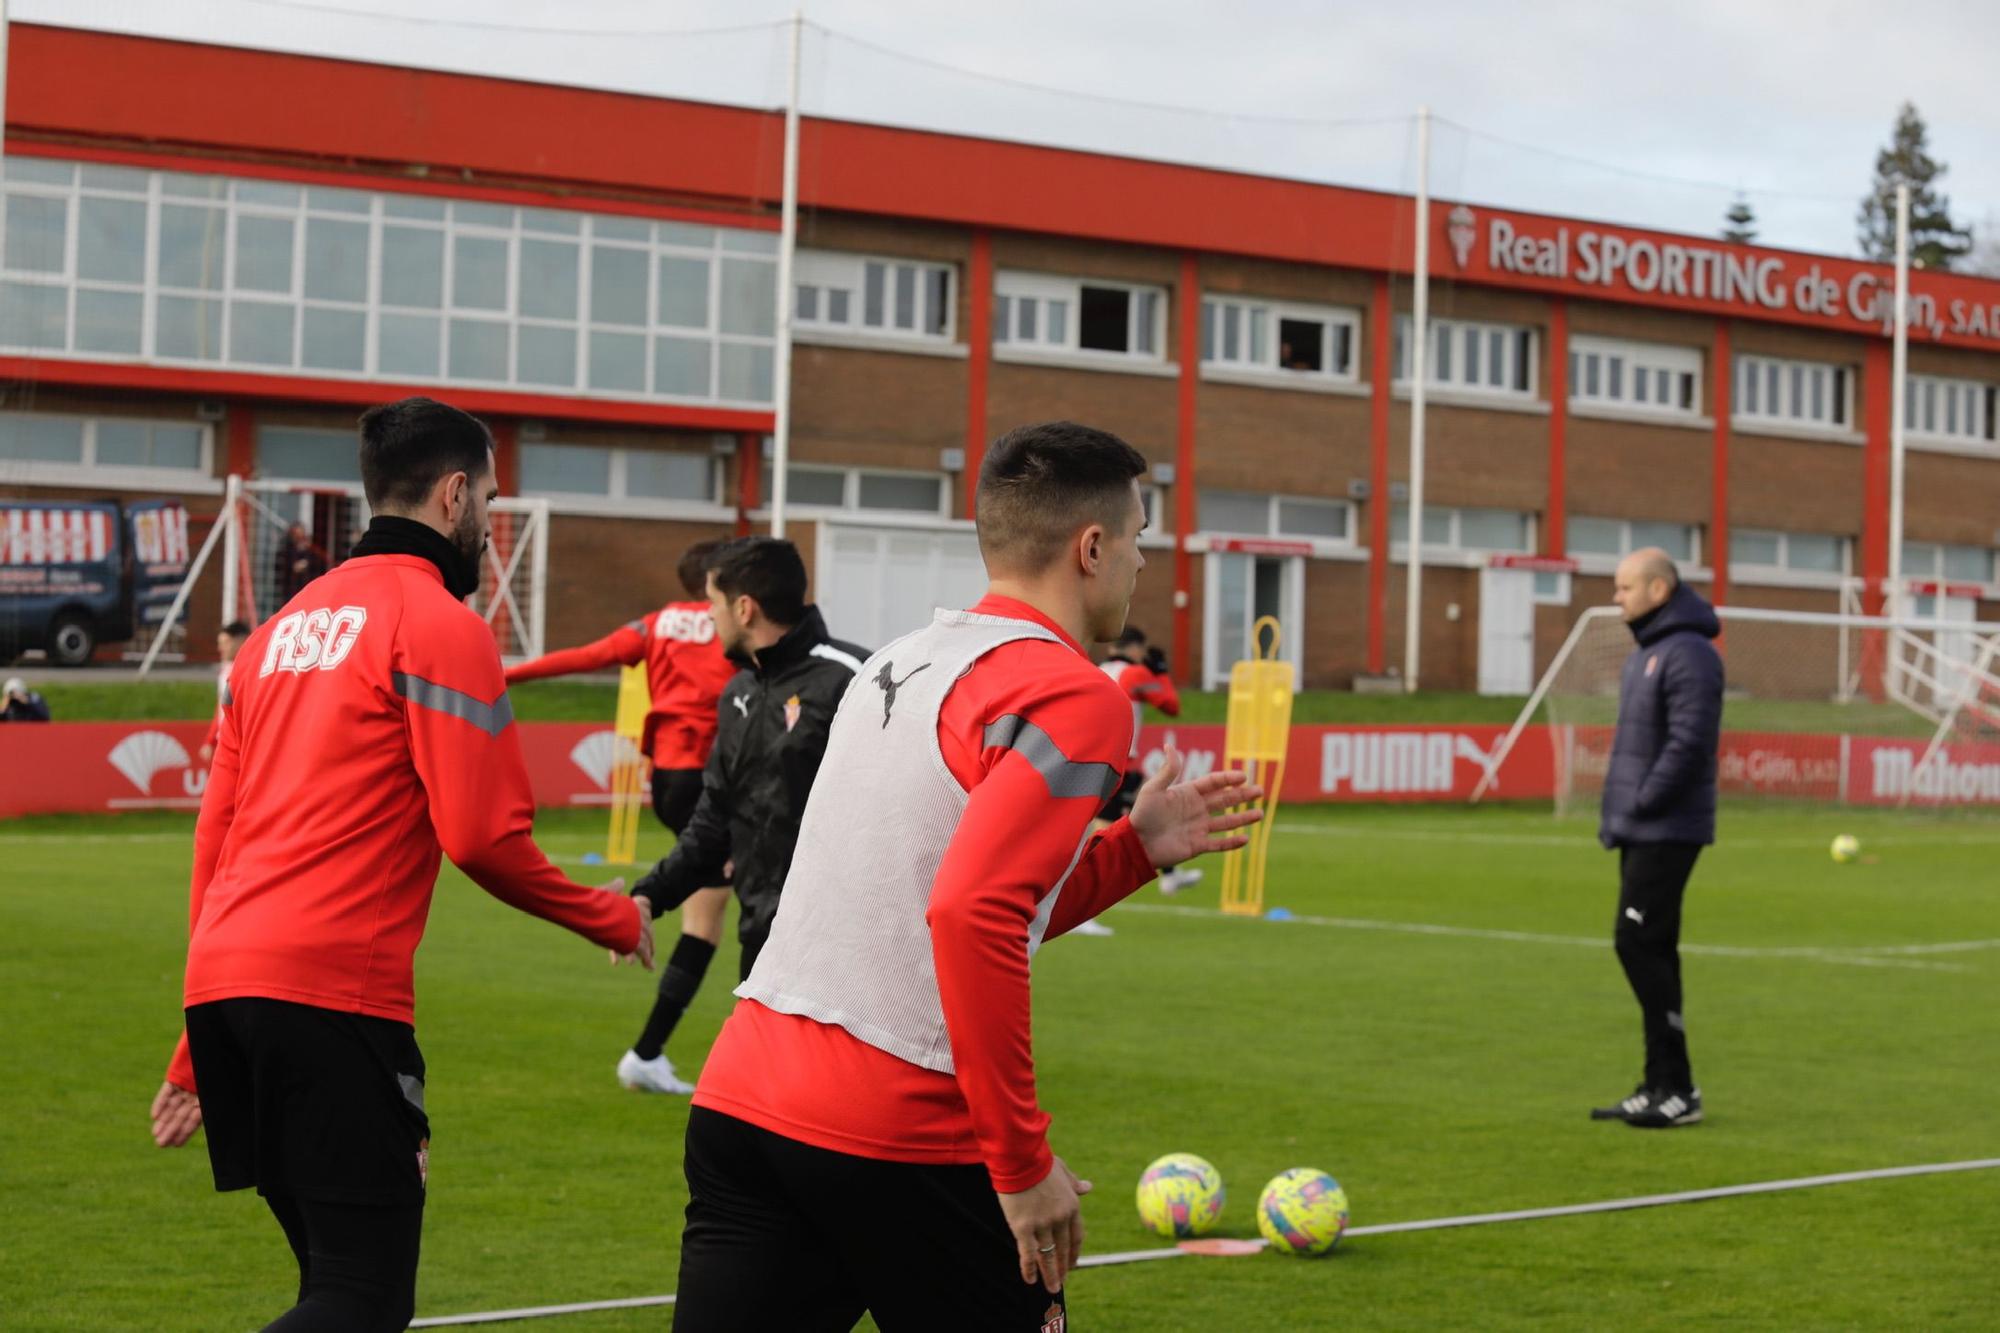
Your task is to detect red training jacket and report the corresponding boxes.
[164,553,640,1093]
[1101,657,1180,761]
[505,601,735,769]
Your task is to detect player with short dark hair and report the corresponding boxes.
[1098,624,1201,896]
[670,422,1262,1331]
[198,621,253,766]
[505,538,738,1095]
[149,396,650,1332]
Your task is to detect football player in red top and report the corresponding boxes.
[505,540,737,1095]
[149,398,650,1333]
[1098,624,1202,897]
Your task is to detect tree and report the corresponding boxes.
[1721,195,1757,244]
[1857,102,1971,270]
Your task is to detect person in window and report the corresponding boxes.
[273,523,329,606]
[2,677,51,722]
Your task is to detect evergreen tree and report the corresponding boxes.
[1857,102,1971,270]
[1721,195,1757,244]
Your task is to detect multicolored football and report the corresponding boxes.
[1256,1167,1350,1256]
[1135,1152,1225,1238]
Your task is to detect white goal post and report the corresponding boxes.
[1473,602,2000,812]
[139,476,548,672]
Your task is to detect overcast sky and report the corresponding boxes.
[19,0,1999,262]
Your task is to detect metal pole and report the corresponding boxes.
[1887,182,1910,619]
[1403,106,1431,692]
[768,11,803,539]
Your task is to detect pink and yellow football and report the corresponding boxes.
[1256,1167,1350,1256]
[1135,1153,1225,1239]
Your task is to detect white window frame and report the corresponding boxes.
[1904,374,1996,450]
[1394,315,1537,399]
[794,250,955,344]
[1198,489,1356,545]
[1389,503,1537,555]
[0,154,780,409]
[1732,354,1854,435]
[517,441,724,512]
[1563,515,1704,570]
[0,409,217,492]
[993,271,1166,363]
[1729,528,1853,585]
[1901,539,1999,587]
[1568,336,1701,417]
[1199,295,1360,383]
[783,464,952,519]
[1531,570,1572,606]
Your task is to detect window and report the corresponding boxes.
[1902,540,1997,585]
[1389,504,1533,552]
[258,426,361,484]
[0,155,780,407]
[1905,375,1996,446]
[519,442,720,504]
[1568,337,1700,415]
[795,252,954,342]
[783,466,948,515]
[1200,296,1359,381]
[1733,355,1851,431]
[1565,515,1699,564]
[1732,528,1851,577]
[994,272,1164,361]
[0,410,208,481]
[1197,490,1354,543]
[1393,316,1535,397]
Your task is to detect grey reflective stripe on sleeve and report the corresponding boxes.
[392,672,514,737]
[982,714,1120,802]
[398,1072,426,1114]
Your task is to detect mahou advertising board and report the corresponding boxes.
[4,722,1997,818]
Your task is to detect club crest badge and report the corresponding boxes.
[784,694,802,732]
[1645,654,1659,677]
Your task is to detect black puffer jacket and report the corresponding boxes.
[1598,583,1725,849]
[633,606,867,953]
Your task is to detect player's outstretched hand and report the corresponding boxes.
[998,1154,1092,1294]
[604,882,656,970]
[1128,743,1264,870]
[150,1080,202,1148]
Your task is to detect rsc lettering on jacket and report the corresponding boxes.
[654,605,715,644]
[260,606,369,676]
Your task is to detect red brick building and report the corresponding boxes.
[4,25,1997,689]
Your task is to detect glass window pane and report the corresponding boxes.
[77,196,146,284]
[717,342,774,402]
[719,258,776,337]
[592,215,652,243]
[157,205,227,290]
[451,201,513,230]
[796,284,820,321]
[1901,541,1938,575]
[1734,531,1781,565]
[382,193,447,221]
[1017,298,1037,342]
[1046,299,1068,344]
[233,215,295,293]
[1787,533,1841,572]
[517,238,579,320]
[828,289,850,324]
[1135,291,1158,355]
[1433,323,1452,381]
[786,468,849,507]
[155,294,222,359]
[653,335,711,396]
[514,324,576,387]
[75,289,143,354]
[78,162,150,191]
[1221,304,1240,361]
[1458,508,1528,551]
[1491,329,1509,387]
[451,235,508,310]
[1942,545,1988,581]
[520,443,612,496]
[234,181,300,209]
[3,195,66,273]
[151,425,204,471]
[1276,498,1347,539]
[1199,490,1272,536]
[1464,327,1482,383]
[1585,354,1600,397]
[625,450,713,502]
[380,227,444,308]
[303,218,369,303]
[657,221,717,249]
[587,330,646,392]
[590,246,649,326]
[93,421,151,468]
[520,207,581,236]
[160,172,224,200]
[377,313,441,377]
[925,268,950,336]
[446,317,508,381]
[0,414,84,463]
[993,294,1011,343]
[1422,508,1452,545]
[857,473,942,512]
[305,187,371,215]
[4,157,78,186]
[1789,365,1805,418]
[893,264,916,331]
[1629,521,1692,561]
[1567,516,1625,554]
[258,427,359,483]
[301,306,366,372]
[656,256,709,328]
[229,300,295,366]
[720,229,779,255]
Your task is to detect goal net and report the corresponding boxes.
[140,477,548,669]
[1476,603,2000,815]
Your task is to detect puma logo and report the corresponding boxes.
[1624,906,1645,925]
[731,694,749,719]
[873,660,931,727]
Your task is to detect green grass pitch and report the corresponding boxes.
[2,803,1994,1330]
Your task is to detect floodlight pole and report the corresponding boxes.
[769,11,803,539]
[1887,182,1910,618]
[1404,105,1432,693]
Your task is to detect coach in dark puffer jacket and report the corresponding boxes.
[1590,549,1723,1131]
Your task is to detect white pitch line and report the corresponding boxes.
[406,1157,2000,1327]
[1276,821,2000,850]
[1110,903,1974,973]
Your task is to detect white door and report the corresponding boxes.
[1203,553,1305,688]
[1477,567,1536,695]
[816,523,988,652]
[1916,592,1978,706]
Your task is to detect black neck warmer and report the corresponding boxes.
[351,515,481,600]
